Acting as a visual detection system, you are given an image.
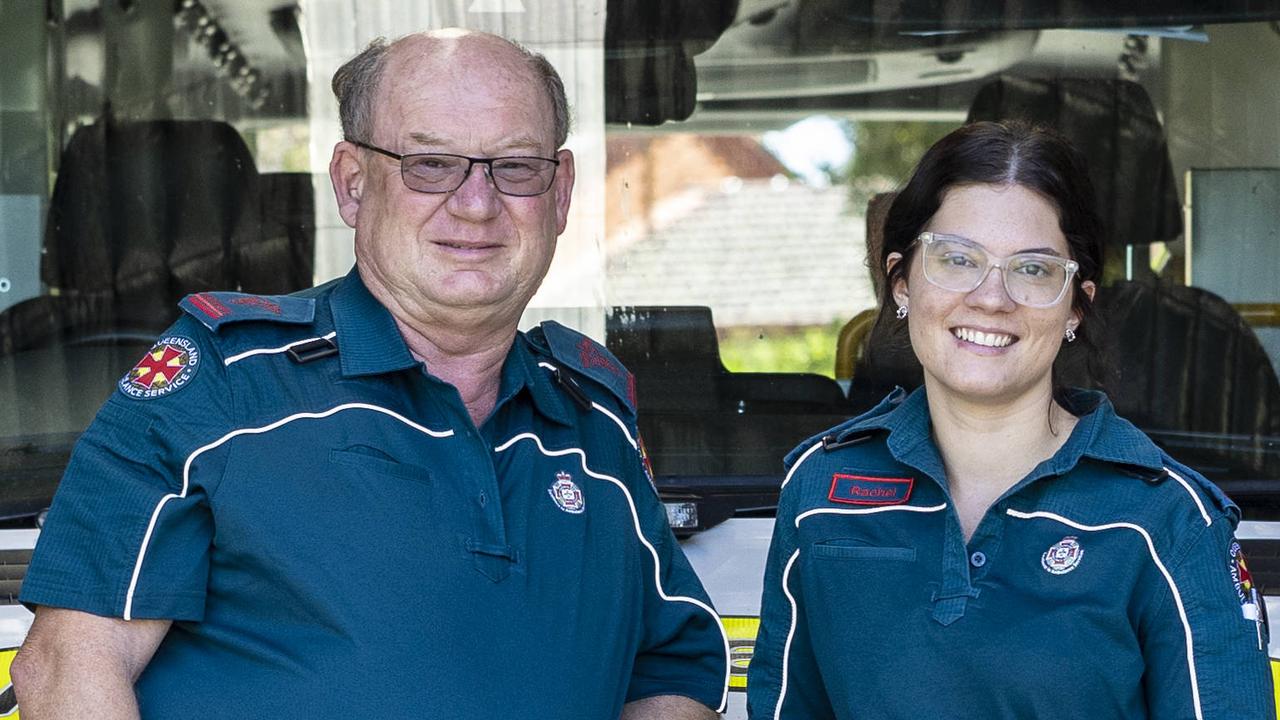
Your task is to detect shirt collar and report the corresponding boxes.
[495,333,574,427]
[1055,388,1166,473]
[836,386,1165,479]
[329,266,419,378]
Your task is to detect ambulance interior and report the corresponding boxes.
[0,1,1278,588]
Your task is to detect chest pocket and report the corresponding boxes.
[811,539,916,562]
[328,446,433,485]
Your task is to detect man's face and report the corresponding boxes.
[338,36,574,325]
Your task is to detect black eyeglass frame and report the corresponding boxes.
[348,139,561,197]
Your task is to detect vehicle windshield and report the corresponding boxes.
[1,1,1278,529]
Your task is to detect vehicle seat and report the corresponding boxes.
[253,172,316,294]
[966,76,1182,246]
[39,119,264,338]
[1098,278,1280,478]
[0,119,322,357]
[608,306,726,412]
[607,305,850,476]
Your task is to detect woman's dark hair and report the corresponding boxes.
[871,120,1107,394]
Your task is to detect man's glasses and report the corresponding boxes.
[350,140,560,197]
[916,232,1079,308]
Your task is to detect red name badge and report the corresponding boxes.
[828,473,914,506]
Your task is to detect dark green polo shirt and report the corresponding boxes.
[747,387,1273,719]
[23,268,729,718]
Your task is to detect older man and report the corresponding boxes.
[13,30,728,719]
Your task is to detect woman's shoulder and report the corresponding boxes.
[1061,390,1240,534]
[778,387,920,504]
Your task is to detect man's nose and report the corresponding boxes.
[446,161,502,220]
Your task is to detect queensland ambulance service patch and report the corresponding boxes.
[1230,541,1262,621]
[119,336,201,400]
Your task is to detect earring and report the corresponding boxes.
[895,305,909,320]
[1064,327,1077,343]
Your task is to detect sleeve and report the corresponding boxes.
[625,441,731,713]
[746,487,836,720]
[19,319,235,622]
[1140,513,1276,719]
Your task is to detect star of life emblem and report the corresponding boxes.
[1041,536,1083,575]
[118,335,201,399]
[549,471,585,514]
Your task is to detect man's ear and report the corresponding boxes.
[552,148,575,235]
[887,252,909,308]
[329,141,365,229]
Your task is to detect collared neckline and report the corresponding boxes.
[1053,388,1166,474]
[494,334,575,427]
[329,267,420,378]
[838,386,1166,481]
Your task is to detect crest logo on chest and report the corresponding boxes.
[1041,536,1084,575]
[549,471,585,514]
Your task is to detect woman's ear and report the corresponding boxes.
[887,252,909,308]
[1072,280,1097,327]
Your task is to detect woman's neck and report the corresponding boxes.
[924,380,1079,539]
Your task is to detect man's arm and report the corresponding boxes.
[11,606,171,720]
[621,695,719,719]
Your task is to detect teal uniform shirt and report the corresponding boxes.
[746,387,1274,720]
[22,268,730,718]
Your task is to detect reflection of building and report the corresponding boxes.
[605,136,874,328]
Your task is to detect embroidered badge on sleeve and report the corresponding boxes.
[118,336,201,400]
[637,435,659,494]
[1229,540,1266,647]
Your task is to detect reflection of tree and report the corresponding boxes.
[718,320,848,377]
[848,121,955,206]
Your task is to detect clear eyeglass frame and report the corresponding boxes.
[915,231,1080,308]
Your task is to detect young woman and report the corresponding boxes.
[746,121,1274,719]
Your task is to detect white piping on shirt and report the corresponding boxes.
[1006,508,1202,720]
[1163,467,1212,527]
[780,440,825,490]
[795,502,949,528]
[535,361,640,451]
[493,430,732,713]
[773,549,801,720]
[124,403,453,621]
[773,502,947,719]
[223,331,338,366]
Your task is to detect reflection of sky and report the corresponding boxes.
[762,116,853,187]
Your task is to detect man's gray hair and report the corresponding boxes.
[331,33,571,149]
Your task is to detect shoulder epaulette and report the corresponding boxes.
[180,292,316,331]
[783,388,904,469]
[529,320,636,412]
[1162,459,1240,521]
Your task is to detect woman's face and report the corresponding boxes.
[888,183,1095,407]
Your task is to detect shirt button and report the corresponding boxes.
[477,492,488,507]
[970,551,987,568]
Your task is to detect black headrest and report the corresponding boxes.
[967,77,1182,247]
[42,119,262,331]
[607,306,726,373]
